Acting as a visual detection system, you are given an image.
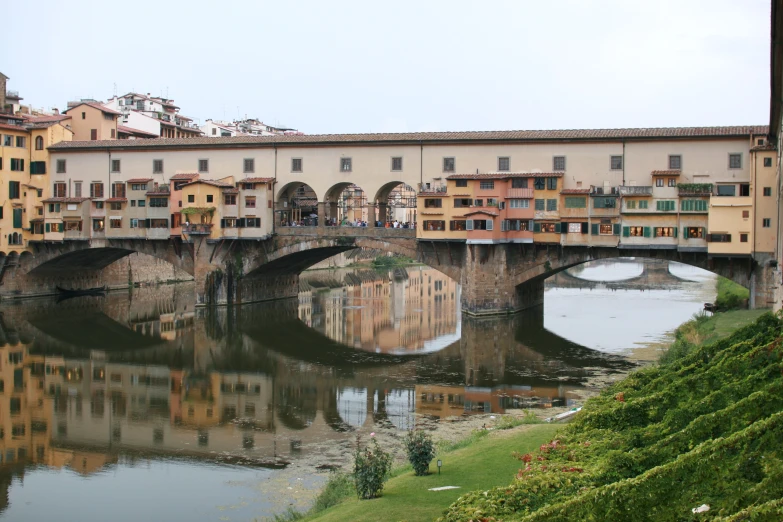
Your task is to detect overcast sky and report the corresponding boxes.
[0,0,772,134]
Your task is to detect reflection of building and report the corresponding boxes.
[299,267,459,354]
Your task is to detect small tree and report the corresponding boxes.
[353,435,393,499]
[404,430,436,476]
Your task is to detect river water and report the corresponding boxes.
[0,259,715,521]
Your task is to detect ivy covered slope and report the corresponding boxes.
[440,313,783,522]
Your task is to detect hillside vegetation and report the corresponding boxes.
[440,312,783,521]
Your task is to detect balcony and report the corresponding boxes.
[506,188,534,199]
[619,186,653,196]
[182,223,213,235]
[146,228,170,240]
[678,183,713,196]
[590,186,619,195]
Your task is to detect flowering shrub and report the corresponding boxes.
[404,430,436,476]
[353,435,393,499]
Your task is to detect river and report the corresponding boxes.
[0,258,715,521]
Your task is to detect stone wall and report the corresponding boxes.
[100,252,194,289]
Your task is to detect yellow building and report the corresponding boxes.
[62,102,119,141]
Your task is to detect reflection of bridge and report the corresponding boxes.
[545,260,693,291]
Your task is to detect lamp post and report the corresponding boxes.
[437,459,442,475]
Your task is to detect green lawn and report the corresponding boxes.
[705,308,768,341]
[302,424,560,522]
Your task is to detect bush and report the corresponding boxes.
[312,472,354,512]
[404,430,436,476]
[353,436,393,499]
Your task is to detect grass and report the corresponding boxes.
[715,276,750,310]
[299,424,560,522]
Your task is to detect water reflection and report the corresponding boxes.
[1,261,706,520]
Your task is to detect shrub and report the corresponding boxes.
[404,430,436,476]
[353,436,393,499]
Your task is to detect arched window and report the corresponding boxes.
[35,136,44,150]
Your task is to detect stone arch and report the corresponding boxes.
[323,182,369,225]
[275,181,319,226]
[373,181,417,225]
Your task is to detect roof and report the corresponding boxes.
[146,190,171,196]
[105,197,128,202]
[46,125,769,151]
[170,172,200,180]
[126,178,153,183]
[447,172,565,180]
[117,125,159,138]
[41,197,89,203]
[751,143,777,151]
[240,177,275,183]
[560,189,591,195]
[223,188,239,194]
[0,122,27,133]
[64,102,121,116]
[651,170,682,176]
[418,192,449,197]
[182,179,234,188]
[21,114,71,124]
[462,210,500,217]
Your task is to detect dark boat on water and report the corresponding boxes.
[55,285,108,298]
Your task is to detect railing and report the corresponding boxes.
[506,188,534,198]
[182,223,213,235]
[678,184,713,196]
[618,186,653,196]
[590,186,619,195]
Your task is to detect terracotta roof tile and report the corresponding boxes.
[41,197,65,203]
[126,178,153,183]
[64,197,90,203]
[0,122,27,132]
[42,197,89,203]
[105,197,128,202]
[146,190,171,196]
[240,177,275,183]
[417,191,449,196]
[651,170,682,176]
[750,143,777,151]
[22,114,71,124]
[446,172,564,180]
[462,210,499,217]
[64,102,121,116]
[560,189,591,194]
[117,125,159,138]
[47,125,770,151]
[183,179,234,188]
[169,172,200,180]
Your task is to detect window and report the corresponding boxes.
[111,129,116,139]
[449,220,467,231]
[35,136,43,150]
[187,195,195,203]
[245,218,261,227]
[455,179,467,187]
[599,224,614,235]
[511,178,528,189]
[553,156,565,171]
[453,198,472,208]
[2,135,10,146]
[292,158,302,172]
[669,155,682,170]
[607,155,623,170]
[137,199,145,207]
[626,200,637,209]
[153,159,163,173]
[534,199,545,210]
[443,157,455,172]
[740,233,749,243]
[716,184,736,196]
[15,136,25,148]
[540,223,557,233]
[626,226,645,237]
[655,178,664,187]
[764,157,773,167]
[534,178,545,190]
[10,158,24,171]
[473,199,483,206]
[111,159,121,173]
[48,203,61,213]
[53,182,66,198]
[424,198,443,208]
[740,183,750,197]
[340,158,352,172]
[763,218,771,227]
[564,197,586,208]
[112,183,126,198]
[131,184,147,191]
[243,158,254,173]
[110,218,122,228]
[654,227,675,238]
[546,199,557,211]
[498,157,510,171]
[198,159,209,173]
[505,219,530,231]
[90,182,104,198]
[685,227,704,239]
[149,198,168,207]
[74,182,82,198]
[593,197,617,208]
[129,218,140,228]
[245,196,256,208]
[668,178,676,187]
[509,199,529,208]
[680,200,708,212]
[391,157,403,171]
[8,181,20,200]
[728,153,742,169]
[655,200,676,211]
[568,222,582,233]
[543,177,556,190]
[469,219,494,231]
[206,194,213,203]
[422,220,446,231]
[764,187,772,196]
[90,129,97,140]
[479,181,494,190]
[224,194,237,205]
[53,158,66,174]
[708,233,732,242]
[212,128,217,135]
[110,202,122,211]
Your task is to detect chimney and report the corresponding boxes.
[53,108,59,115]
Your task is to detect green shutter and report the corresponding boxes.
[623,226,630,237]
[12,209,22,229]
[591,223,599,235]
[669,201,675,211]
[640,200,648,209]
[581,222,588,234]
[59,223,64,232]
[533,222,541,233]
[673,227,678,238]
[613,223,621,235]
[45,223,50,233]
[683,227,689,239]
[643,227,651,238]
[656,200,662,211]
[554,223,561,233]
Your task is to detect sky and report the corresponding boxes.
[0,0,772,134]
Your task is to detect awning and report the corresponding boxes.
[62,216,83,221]
[109,216,122,221]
